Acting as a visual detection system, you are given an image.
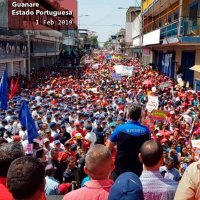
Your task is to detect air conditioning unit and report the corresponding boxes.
[184,20,193,35]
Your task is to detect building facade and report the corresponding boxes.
[0,0,26,77]
[125,7,141,57]
[60,0,78,51]
[141,0,200,89]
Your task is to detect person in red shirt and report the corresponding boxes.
[0,142,24,200]
[71,122,86,137]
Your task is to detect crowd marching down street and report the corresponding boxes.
[0,50,200,200]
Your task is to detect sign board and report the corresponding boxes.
[114,65,133,77]
[150,110,168,121]
[112,73,122,81]
[122,66,134,76]
[191,140,200,149]
[25,144,33,155]
[146,95,159,112]
[92,63,100,69]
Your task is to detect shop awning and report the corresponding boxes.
[190,65,200,73]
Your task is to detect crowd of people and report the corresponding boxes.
[0,50,200,200]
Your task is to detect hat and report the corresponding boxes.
[50,122,57,128]
[156,133,163,137]
[85,126,93,131]
[45,164,56,171]
[46,115,52,119]
[43,138,50,143]
[54,140,60,145]
[96,121,101,125]
[108,172,144,200]
[75,133,82,140]
[161,138,168,144]
[58,183,71,195]
[44,129,51,134]
[109,122,116,127]
[13,135,21,142]
[70,143,77,151]
[170,111,175,115]
[160,168,167,174]
[33,139,41,145]
[74,121,81,126]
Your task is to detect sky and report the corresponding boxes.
[78,0,141,45]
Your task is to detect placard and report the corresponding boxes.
[146,95,159,112]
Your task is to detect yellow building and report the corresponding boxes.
[141,0,200,90]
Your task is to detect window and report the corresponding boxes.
[168,15,172,23]
[174,11,179,21]
[189,2,199,26]
[0,0,8,28]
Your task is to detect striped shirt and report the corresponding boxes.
[140,170,178,200]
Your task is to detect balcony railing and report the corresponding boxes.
[160,20,180,40]
[160,17,200,40]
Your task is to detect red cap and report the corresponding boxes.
[164,132,171,137]
[58,183,71,195]
[161,138,168,144]
[13,135,21,142]
[74,121,81,126]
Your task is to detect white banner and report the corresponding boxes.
[146,95,159,112]
[114,65,133,77]
[92,63,101,69]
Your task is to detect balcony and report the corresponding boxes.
[160,17,200,41]
[160,20,180,40]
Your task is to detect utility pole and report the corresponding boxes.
[139,0,143,66]
[27,31,31,81]
[177,0,183,37]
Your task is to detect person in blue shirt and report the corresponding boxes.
[107,104,150,180]
[45,164,60,195]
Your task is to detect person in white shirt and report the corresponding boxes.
[19,126,27,141]
[159,157,181,182]
[84,126,97,147]
[50,122,60,140]
[66,120,76,136]
[139,140,178,200]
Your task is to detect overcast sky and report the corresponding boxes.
[78,0,141,44]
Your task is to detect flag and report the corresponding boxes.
[0,66,8,110]
[9,78,18,100]
[10,78,14,92]
[19,101,39,143]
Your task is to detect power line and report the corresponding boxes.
[80,24,124,27]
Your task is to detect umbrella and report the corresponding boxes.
[158,81,173,90]
[142,80,153,85]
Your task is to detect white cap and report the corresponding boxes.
[43,138,50,143]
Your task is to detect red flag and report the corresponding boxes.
[9,78,14,100]
[9,78,18,100]
[10,78,14,92]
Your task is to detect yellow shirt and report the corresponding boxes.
[174,161,200,200]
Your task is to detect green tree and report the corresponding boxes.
[104,41,110,49]
[88,35,99,48]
